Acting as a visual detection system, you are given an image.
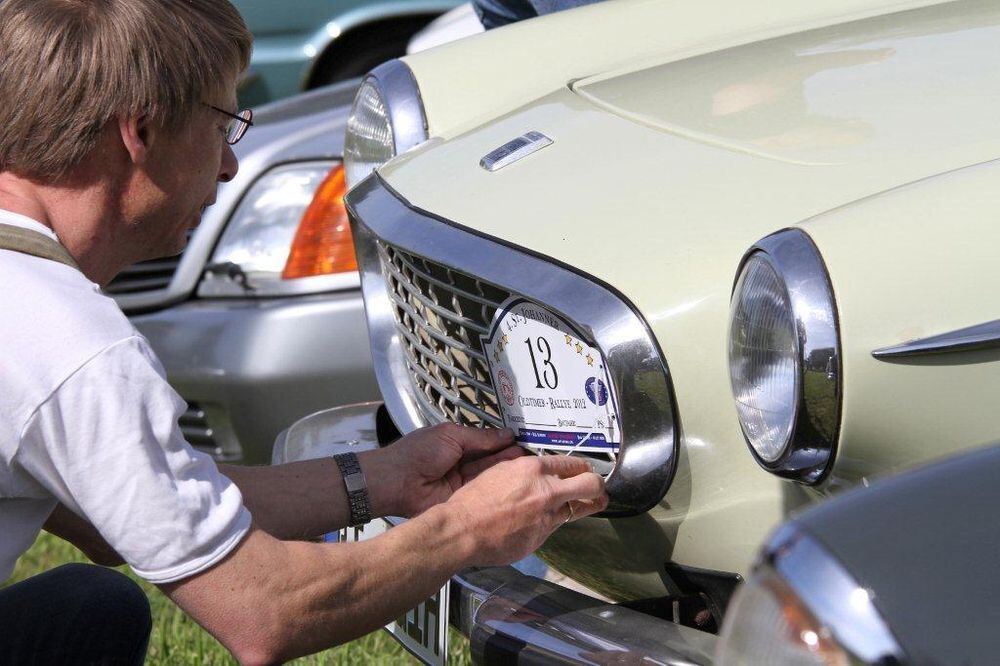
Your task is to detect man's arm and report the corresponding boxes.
[220,424,522,540]
[163,454,606,665]
[43,503,124,567]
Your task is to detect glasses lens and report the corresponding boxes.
[226,109,253,145]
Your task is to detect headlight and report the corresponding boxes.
[344,59,428,190]
[728,228,841,483]
[716,525,903,665]
[198,162,357,297]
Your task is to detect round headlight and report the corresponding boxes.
[344,60,428,190]
[716,525,903,665]
[728,229,841,483]
[729,253,799,462]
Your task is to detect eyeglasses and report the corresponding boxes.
[206,104,253,145]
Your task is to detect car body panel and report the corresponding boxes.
[132,292,375,464]
[360,0,1000,600]
[400,0,944,139]
[801,159,1000,486]
[574,2,1000,168]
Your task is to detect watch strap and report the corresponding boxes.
[333,452,371,527]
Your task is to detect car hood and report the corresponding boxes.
[379,0,1000,337]
[573,1,1000,168]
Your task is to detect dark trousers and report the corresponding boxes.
[0,563,151,665]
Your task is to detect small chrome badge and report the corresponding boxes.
[480,131,553,172]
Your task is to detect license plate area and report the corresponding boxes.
[339,518,450,664]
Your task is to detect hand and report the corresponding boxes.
[446,454,608,567]
[361,423,523,518]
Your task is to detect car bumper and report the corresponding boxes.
[271,402,717,664]
[133,290,379,464]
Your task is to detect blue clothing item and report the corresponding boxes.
[0,563,151,665]
[473,0,603,29]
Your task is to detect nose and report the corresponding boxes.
[218,142,239,182]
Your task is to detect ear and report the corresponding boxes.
[117,115,154,165]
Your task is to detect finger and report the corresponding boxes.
[551,471,606,504]
[441,424,515,460]
[567,496,608,521]
[459,445,524,481]
[537,454,594,479]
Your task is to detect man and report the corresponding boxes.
[0,1,608,663]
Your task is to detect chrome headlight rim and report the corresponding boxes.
[717,523,905,664]
[344,59,428,190]
[731,228,842,484]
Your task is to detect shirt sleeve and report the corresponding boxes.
[15,335,252,584]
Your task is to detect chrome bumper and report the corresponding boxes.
[273,402,717,664]
[452,565,716,664]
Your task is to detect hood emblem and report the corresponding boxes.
[480,131,553,172]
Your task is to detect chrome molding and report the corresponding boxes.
[873,319,1000,358]
[732,229,841,484]
[347,175,679,515]
[762,524,906,663]
[366,60,428,155]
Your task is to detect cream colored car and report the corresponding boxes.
[285,0,1000,660]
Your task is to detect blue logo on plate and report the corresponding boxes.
[584,377,608,406]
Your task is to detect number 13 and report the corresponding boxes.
[525,337,558,389]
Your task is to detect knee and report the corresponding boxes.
[57,564,152,642]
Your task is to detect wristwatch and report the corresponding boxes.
[333,452,372,527]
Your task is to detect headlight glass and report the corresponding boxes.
[717,525,904,665]
[729,253,799,463]
[344,78,394,189]
[716,567,849,665]
[343,60,428,191]
[198,162,357,297]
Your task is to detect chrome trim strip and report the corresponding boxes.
[347,174,679,515]
[732,229,841,484]
[762,524,906,663]
[367,59,428,155]
[453,566,717,665]
[873,319,1000,358]
[480,131,553,172]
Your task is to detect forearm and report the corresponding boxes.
[167,506,473,664]
[220,451,400,540]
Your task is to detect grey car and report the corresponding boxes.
[108,81,379,464]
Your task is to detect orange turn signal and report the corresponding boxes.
[282,164,358,279]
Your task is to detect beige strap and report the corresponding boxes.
[0,223,79,270]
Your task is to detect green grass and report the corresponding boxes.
[7,532,472,664]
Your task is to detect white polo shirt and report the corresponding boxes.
[0,210,251,584]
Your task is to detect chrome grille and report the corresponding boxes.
[379,241,510,428]
[104,256,180,295]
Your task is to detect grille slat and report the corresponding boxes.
[380,242,508,428]
[395,324,495,395]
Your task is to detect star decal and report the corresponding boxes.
[565,334,572,345]
[502,333,509,345]
[586,354,594,366]
[575,343,583,354]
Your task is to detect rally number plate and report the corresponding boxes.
[339,519,449,665]
[481,298,621,453]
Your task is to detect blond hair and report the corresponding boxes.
[0,0,252,180]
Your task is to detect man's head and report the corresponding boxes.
[0,0,252,278]
[0,0,252,181]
